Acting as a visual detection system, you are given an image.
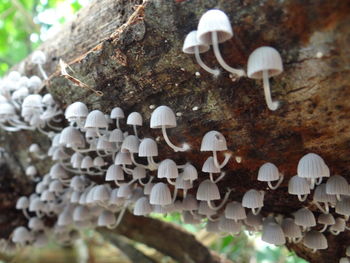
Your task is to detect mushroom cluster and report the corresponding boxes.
[183,9,283,111]
[0,12,347,261]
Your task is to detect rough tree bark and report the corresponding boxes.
[2,0,350,262]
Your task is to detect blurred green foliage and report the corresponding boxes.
[0,0,85,76]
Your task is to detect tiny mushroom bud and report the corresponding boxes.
[197,9,245,77]
[182,30,220,76]
[150,105,189,152]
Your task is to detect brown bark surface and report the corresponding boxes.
[3,0,350,262]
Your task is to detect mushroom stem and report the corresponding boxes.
[207,189,231,210]
[293,237,302,244]
[336,194,342,201]
[194,46,220,76]
[22,209,30,220]
[211,31,245,77]
[147,156,159,170]
[320,224,328,233]
[166,178,177,186]
[313,201,329,214]
[172,187,178,202]
[316,177,323,185]
[209,172,226,184]
[183,189,188,199]
[262,70,279,111]
[131,153,148,169]
[116,119,120,129]
[251,207,262,215]
[133,125,138,138]
[213,151,231,169]
[267,173,284,190]
[122,164,133,175]
[161,126,189,152]
[38,64,48,80]
[330,230,340,236]
[114,180,121,187]
[297,194,308,202]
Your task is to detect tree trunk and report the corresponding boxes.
[3,0,350,262]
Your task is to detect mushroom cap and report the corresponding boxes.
[340,258,350,263]
[281,218,302,238]
[143,182,154,195]
[182,194,198,211]
[326,175,350,195]
[81,156,93,169]
[242,189,264,209]
[0,102,16,117]
[206,220,221,233]
[247,46,283,80]
[132,167,147,179]
[150,105,176,128]
[153,204,174,214]
[59,126,85,148]
[70,191,81,204]
[318,213,335,225]
[109,129,124,143]
[288,175,311,195]
[182,30,209,54]
[57,210,73,226]
[121,135,140,153]
[117,184,133,198]
[196,179,220,201]
[49,180,64,194]
[127,112,142,126]
[182,164,198,181]
[303,230,328,250]
[219,216,242,234]
[262,222,286,245]
[202,156,221,173]
[73,206,90,222]
[198,201,216,216]
[26,166,37,177]
[105,164,124,181]
[65,102,89,121]
[36,182,47,194]
[293,207,316,227]
[175,173,193,190]
[110,107,125,119]
[93,156,105,167]
[149,182,172,205]
[84,110,108,129]
[8,71,21,81]
[92,185,111,202]
[197,9,233,45]
[313,183,337,203]
[49,163,68,180]
[297,153,329,179]
[257,162,280,182]
[158,159,179,179]
[28,76,42,91]
[225,201,246,221]
[134,197,152,216]
[12,87,29,100]
[114,151,132,165]
[245,211,263,228]
[335,197,350,216]
[12,226,32,243]
[31,50,46,64]
[97,210,116,227]
[200,130,227,152]
[182,211,201,224]
[16,196,29,209]
[71,152,83,169]
[139,138,158,157]
[109,189,125,206]
[52,148,70,161]
[96,137,116,152]
[330,217,346,232]
[22,94,42,109]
